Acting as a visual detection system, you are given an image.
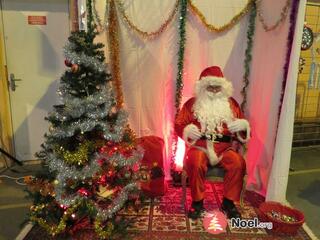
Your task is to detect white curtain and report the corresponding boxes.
[266,0,306,202]
[93,0,302,197]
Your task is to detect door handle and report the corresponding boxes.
[9,73,22,91]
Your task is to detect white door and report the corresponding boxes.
[2,0,69,161]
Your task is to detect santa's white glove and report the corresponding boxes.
[183,124,202,141]
[227,119,249,133]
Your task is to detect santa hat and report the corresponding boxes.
[195,66,233,97]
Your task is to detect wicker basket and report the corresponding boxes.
[258,201,304,235]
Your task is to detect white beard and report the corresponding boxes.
[193,91,234,134]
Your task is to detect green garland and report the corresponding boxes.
[171,0,187,178]
[87,0,95,34]
[175,0,188,113]
[241,1,257,112]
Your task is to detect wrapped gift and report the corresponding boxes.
[138,136,167,197]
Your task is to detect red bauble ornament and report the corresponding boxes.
[64,59,72,67]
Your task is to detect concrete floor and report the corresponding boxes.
[0,165,41,240]
[287,146,320,239]
[0,148,319,240]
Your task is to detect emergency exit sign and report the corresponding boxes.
[28,16,47,25]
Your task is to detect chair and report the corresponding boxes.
[181,157,247,210]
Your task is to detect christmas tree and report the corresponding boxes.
[27,1,142,239]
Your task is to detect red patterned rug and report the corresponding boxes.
[24,181,311,240]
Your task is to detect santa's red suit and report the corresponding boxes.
[175,66,250,205]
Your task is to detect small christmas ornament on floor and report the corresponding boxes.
[267,210,298,223]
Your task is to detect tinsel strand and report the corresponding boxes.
[92,0,109,33]
[87,0,95,34]
[108,0,124,109]
[64,42,106,72]
[51,86,113,121]
[30,201,81,236]
[188,0,254,33]
[117,0,179,39]
[241,2,257,112]
[95,182,138,220]
[94,219,113,239]
[49,108,127,141]
[175,0,188,113]
[257,0,291,32]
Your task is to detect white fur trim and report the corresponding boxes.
[190,144,221,166]
[183,124,199,146]
[236,121,251,143]
[195,76,233,97]
[183,123,221,166]
[206,140,221,166]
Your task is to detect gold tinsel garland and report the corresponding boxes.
[31,202,116,238]
[108,0,124,109]
[56,141,93,166]
[94,218,114,239]
[30,202,81,236]
[257,0,291,32]
[117,0,179,39]
[188,0,254,32]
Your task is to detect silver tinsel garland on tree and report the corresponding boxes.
[49,145,143,207]
[38,30,143,219]
[31,2,143,236]
[63,42,106,72]
[49,86,114,120]
[96,182,138,220]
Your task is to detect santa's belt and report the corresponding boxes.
[200,134,232,143]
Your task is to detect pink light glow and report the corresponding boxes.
[175,137,186,170]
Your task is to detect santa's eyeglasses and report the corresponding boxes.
[206,85,222,93]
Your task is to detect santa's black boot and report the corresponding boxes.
[188,199,205,219]
[221,198,241,219]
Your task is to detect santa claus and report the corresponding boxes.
[175,66,250,219]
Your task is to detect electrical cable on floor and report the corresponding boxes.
[0,119,26,173]
[0,174,34,186]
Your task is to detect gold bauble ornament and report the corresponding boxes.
[71,64,80,73]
